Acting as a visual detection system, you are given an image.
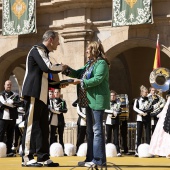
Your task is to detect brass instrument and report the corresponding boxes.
[150,67,170,92]
[116,94,129,121]
[111,101,121,118]
[149,95,165,115]
[139,99,153,113]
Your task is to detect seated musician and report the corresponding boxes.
[105,90,122,157]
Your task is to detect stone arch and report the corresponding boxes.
[0,47,60,93]
[0,48,28,90]
[104,37,170,60]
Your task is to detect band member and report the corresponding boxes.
[133,85,152,157]
[21,30,67,167]
[53,89,67,155]
[105,90,122,157]
[72,99,87,154]
[48,90,58,145]
[0,80,21,157]
[148,87,165,134]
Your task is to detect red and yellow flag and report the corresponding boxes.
[153,34,161,70]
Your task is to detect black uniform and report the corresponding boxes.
[52,97,67,151]
[133,97,152,154]
[21,44,62,164]
[105,100,121,154]
[0,90,20,155]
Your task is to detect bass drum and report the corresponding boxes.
[116,94,129,121]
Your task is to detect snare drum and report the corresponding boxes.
[116,94,129,121]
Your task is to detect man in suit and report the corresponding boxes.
[21,30,67,167]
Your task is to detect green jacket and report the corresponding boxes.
[69,59,110,110]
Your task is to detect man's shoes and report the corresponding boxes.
[84,162,97,168]
[40,159,59,167]
[117,153,122,157]
[64,153,67,156]
[22,159,43,167]
[44,162,59,167]
[78,161,86,166]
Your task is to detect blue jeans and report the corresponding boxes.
[85,107,106,166]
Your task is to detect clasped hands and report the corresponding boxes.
[60,64,81,86]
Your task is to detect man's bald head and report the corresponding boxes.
[4,80,12,92]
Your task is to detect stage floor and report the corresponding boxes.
[0,154,170,170]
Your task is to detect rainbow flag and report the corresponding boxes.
[153,34,161,70]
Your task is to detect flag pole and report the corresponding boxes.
[153,34,161,70]
[157,34,159,43]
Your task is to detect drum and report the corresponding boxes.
[18,121,25,135]
[116,94,129,121]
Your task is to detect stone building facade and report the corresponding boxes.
[0,0,170,122]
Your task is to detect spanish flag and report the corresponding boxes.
[153,34,161,70]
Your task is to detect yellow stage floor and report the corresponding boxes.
[0,154,170,170]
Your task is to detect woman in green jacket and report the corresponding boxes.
[64,41,110,168]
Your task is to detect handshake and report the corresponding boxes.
[139,112,147,116]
